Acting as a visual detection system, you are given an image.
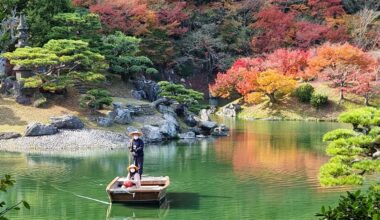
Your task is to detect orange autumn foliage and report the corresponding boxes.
[308,43,377,100]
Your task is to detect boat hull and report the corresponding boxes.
[106,176,170,203]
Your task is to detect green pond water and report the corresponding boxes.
[0,120,358,220]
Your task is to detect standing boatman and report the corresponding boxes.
[128,131,144,177]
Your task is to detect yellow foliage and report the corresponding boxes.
[256,69,297,95]
[245,92,265,104]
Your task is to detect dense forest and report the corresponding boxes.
[1,0,379,96]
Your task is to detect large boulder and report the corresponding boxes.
[141,125,163,143]
[50,115,84,129]
[184,113,197,127]
[131,89,146,100]
[163,113,179,128]
[157,104,176,115]
[199,121,217,129]
[199,121,218,134]
[132,79,160,102]
[159,113,179,138]
[15,95,32,105]
[178,131,196,139]
[159,121,178,138]
[0,77,16,95]
[25,122,58,136]
[97,117,113,127]
[114,109,132,124]
[0,132,21,140]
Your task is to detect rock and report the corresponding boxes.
[33,97,47,108]
[25,122,58,136]
[217,104,241,117]
[141,125,163,143]
[178,132,196,139]
[97,117,113,127]
[150,97,172,108]
[132,79,160,102]
[0,132,21,140]
[189,127,202,135]
[199,121,218,130]
[126,126,139,134]
[158,104,176,115]
[131,90,146,100]
[159,113,179,138]
[159,121,178,138]
[171,103,186,117]
[211,125,229,137]
[16,95,32,105]
[199,109,210,121]
[163,113,179,128]
[184,113,197,127]
[196,134,208,138]
[50,115,84,129]
[114,109,132,124]
[0,77,16,95]
[112,102,123,111]
[107,110,117,120]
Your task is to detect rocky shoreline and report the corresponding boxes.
[0,129,129,153]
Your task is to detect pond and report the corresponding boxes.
[0,120,355,219]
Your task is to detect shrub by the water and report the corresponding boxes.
[316,187,380,220]
[80,89,113,110]
[311,94,328,109]
[294,84,314,103]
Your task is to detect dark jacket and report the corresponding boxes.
[131,138,144,157]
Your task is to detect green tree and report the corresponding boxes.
[48,11,102,48]
[80,89,112,110]
[158,81,204,106]
[0,174,30,219]
[2,39,105,92]
[319,107,380,187]
[26,0,73,46]
[101,31,158,81]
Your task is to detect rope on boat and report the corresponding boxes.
[51,185,110,205]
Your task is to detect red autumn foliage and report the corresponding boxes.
[209,58,264,98]
[251,6,296,52]
[265,48,313,80]
[348,69,380,104]
[90,0,156,35]
[156,1,189,36]
[307,0,345,18]
[295,22,329,48]
[308,43,377,100]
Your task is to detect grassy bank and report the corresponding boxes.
[237,81,380,121]
[0,85,157,134]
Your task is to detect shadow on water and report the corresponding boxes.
[106,192,230,219]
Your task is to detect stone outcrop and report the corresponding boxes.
[141,125,163,143]
[132,79,160,102]
[0,132,21,140]
[25,122,58,136]
[178,131,196,139]
[50,115,84,129]
[97,117,113,127]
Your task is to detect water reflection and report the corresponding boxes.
[214,121,343,187]
[0,121,350,220]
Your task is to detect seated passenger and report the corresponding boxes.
[122,164,141,188]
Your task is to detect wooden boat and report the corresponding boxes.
[106,176,170,203]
